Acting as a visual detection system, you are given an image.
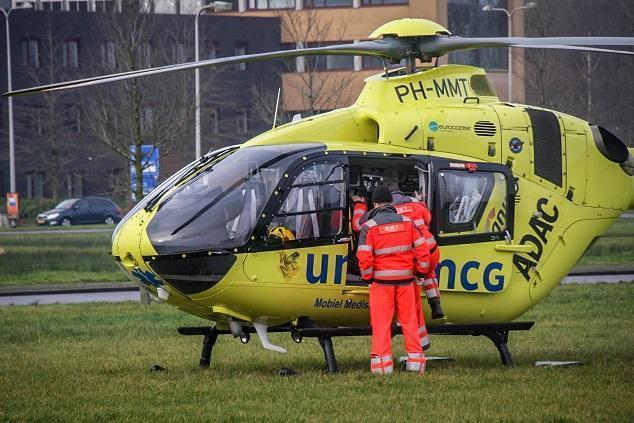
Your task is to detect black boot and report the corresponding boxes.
[429,297,444,320]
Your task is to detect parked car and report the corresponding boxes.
[36,197,123,226]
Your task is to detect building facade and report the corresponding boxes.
[0,3,280,200]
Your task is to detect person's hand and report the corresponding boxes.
[414,190,424,201]
[351,195,365,203]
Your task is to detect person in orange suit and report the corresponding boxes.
[356,185,430,374]
[352,184,443,352]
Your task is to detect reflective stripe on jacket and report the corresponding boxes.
[356,206,430,284]
[391,194,437,252]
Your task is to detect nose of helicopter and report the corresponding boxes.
[144,252,238,296]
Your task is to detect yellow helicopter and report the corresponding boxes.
[7,18,634,371]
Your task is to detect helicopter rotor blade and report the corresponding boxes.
[419,36,634,57]
[510,44,634,55]
[3,38,409,97]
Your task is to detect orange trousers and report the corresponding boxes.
[370,283,422,360]
[414,284,431,349]
[422,247,441,300]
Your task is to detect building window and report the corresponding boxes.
[172,42,186,63]
[303,42,354,71]
[248,0,294,10]
[142,107,153,133]
[362,55,384,70]
[138,42,152,68]
[235,42,247,71]
[101,41,116,69]
[63,40,80,68]
[304,0,352,7]
[66,107,82,133]
[95,0,117,12]
[41,0,63,11]
[205,41,218,60]
[236,109,248,134]
[21,39,39,67]
[206,107,219,135]
[26,173,44,199]
[362,0,407,4]
[448,0,508,70]
[68,1,89,12]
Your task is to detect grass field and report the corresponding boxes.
[577,219,634,266]
[0,218,631,286]
[0,232,127,285]
[0,283,632,421]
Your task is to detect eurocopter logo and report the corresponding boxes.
[428,121,471,132]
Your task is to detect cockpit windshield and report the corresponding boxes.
[146,144,323,254]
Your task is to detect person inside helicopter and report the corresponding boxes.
[346,160,424,282]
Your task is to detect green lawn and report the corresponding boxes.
[577,219,634,267]
[0,283,632,421]
[0,232,126,285]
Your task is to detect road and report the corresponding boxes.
[0,290,139,306]
[0,273,632,306]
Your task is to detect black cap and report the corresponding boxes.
[372,185,393,204]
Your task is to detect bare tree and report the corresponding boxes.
[14,15,78,200]
[81,2,199,201]
[522,0,634,144]
[252,8,356,123]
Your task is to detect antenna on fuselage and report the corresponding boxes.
[272,87,281,129]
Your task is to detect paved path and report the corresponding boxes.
[0,290,140,306]
[561,274,634,284]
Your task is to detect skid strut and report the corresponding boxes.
[178,322,534,372]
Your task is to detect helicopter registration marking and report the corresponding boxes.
[394,78,470,103]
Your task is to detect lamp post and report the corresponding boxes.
[2,7,19,193]
[483,2,537,102]
[195,1,232,160]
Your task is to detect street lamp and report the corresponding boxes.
[483,2,537,102]
[1,3,32,194]
[195,1,232,160]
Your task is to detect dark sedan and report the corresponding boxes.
[36,197,123,226]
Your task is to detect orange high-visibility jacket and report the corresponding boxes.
[391,193,437,253]
[353,197,437,254]
[356,206,430,284]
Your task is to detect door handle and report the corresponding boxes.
[494,244,533,253]
[337,237,351,243]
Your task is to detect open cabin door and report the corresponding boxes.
[431,159,517,295]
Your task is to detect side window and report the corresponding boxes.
[437,170,508,237]
[267,161,346,242]
[89,199,101,209]
[75,200,87,210]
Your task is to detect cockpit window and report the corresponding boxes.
[113,145,238,243]
[146,144,323,254]
[267,161,346,242]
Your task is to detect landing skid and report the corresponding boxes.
[177,321,534,372]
